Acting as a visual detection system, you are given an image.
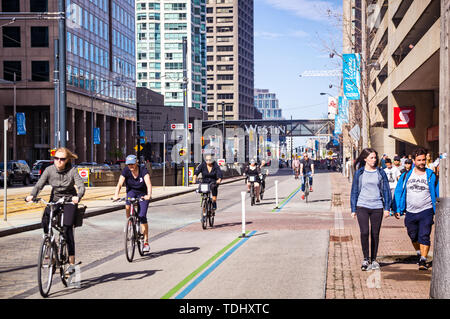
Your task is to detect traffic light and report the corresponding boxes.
[179,149,186,156]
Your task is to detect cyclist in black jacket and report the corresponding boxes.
[244,159,262,202]
[193,155,223,212]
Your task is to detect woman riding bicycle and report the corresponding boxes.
[193,155,223,212]
[244,159,262,203]
[113,155,152,252]
[26,147,85,276]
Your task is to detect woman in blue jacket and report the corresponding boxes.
[350,148,392,271]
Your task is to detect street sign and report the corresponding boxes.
[171,123,192,130]
[77,168,90,186]
[134,145,143,151]
[50,149,56,157]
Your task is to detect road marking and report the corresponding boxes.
[174,230,257,299]
[272,185,302,212]
[161,231,252,299]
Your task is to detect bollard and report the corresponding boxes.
[275,180,279,208]
[240,191,246,238]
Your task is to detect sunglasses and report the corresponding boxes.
[53,157,67,161]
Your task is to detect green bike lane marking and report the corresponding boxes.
[161,230,251,299]
[271,184,302,212]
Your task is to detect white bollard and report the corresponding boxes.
[275,180,279,208]
[241,191,246,237]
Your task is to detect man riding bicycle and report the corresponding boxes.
[300,152,314,200]
[244,159,262,203]
[193,155,223,212]
[113,155,152,252]
[293,156,301,179]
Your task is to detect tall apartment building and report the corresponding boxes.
[364,0,440,157]
[206,0,259,120]
[0,0,136,164]
[254,89,283,120]
[135,0,207,111]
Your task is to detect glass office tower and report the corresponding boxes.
[136,0,207,110]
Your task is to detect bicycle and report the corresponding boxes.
[196,179,215,230]
[302,173,311,203]
[30,197,80,298]
[259,173,266,200]
[247,175,258,206]
[112,196,148,262]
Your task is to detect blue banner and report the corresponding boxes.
[338,96,349,123]
[334,114,343,135]
[343,53,361,100]
[139,129,145,137]
[94,127,100,144]
[17,113,26,135]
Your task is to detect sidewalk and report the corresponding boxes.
[326,172,434,299]
[0,176,244,237]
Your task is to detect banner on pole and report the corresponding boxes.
[338,97,349,123]
[17,113,26,135]
[93,127,100,144]
[343,53,361,100]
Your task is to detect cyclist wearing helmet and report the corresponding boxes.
[113,155,152,252]
[244,159,262,202]
[193,155,223,212]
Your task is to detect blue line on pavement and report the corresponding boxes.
[174,230,257,299]
[275,187,302,212]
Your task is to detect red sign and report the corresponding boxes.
[427,125,439,142]
[394,107,415,128]
[217,159,225,166]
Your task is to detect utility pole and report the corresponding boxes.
[430,0,450,299]
[54,39,60,148]
[222,101,225,160]
[182,37,189,187]
[12,73,16,160]
[58,0,67,147]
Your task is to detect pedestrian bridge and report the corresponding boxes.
[202,119,334,137]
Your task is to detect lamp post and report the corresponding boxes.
[222,101,225,160]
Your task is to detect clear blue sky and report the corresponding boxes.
[254,0,344,121]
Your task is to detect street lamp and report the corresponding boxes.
[320,92,334,97]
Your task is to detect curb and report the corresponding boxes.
[0,176,245,238]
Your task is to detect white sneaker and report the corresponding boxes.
[143,243,150,253]
[369,260,380,271]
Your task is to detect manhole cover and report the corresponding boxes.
[330,235,353,242]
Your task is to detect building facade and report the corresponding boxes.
[135,0,207,111]
[253,89,283,120]
[206,0,258,120]
[0,0,137,165]
[365,0,440,158]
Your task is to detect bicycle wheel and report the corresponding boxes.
[250,184,255,206]
[125,217,136,262]
[59,240,69,287]
[37,237,54,298]
[201,199,208,229]
[208,200,214,228]
[137,221,145,256]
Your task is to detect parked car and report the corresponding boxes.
[0,161,32,186]
[30,160,53,183]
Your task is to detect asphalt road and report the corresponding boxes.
[0,168,334,299]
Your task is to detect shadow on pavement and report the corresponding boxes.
[48,269,162,298]
[213,221,253,229]
[136,246,200,262]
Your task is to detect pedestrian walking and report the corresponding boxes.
[400,158,413,175]
[351,148,392,271]
[393,147,439,270]
[384,158,401,198]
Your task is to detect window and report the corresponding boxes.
[2,0,19,11]
[2,27,21,47]
[30,0,48,12]
[31,27,49,47]
[31,61,49,81]
[3,61,21,81]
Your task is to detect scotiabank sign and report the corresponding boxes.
[394,107,415,129]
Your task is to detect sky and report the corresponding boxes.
[254,0,344,121]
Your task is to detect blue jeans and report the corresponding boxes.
[301,172,313,192]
